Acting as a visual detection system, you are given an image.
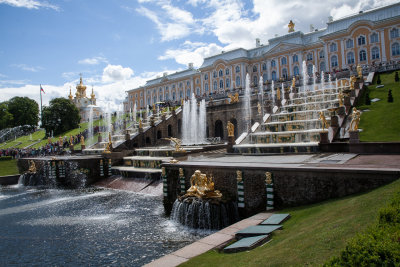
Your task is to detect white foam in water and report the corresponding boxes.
[182,93,206,145]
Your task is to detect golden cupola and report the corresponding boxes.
[68,87,73,100]
[76,75,87,98]
[91,87,95,99]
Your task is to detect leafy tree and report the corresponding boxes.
[388,89,394,103]
[7,97,39,127]
[377,74,381,84]
[0,102,13,130]
[42,97,80,136]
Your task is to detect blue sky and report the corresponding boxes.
[0,0,396,111]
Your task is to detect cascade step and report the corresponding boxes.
[223,235,270,253]
[111,166,162,179]
[235,225,282,238]
[260,214,291,225]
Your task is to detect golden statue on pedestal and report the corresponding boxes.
[59,136,63,146]
[277,88,281,100]
[350,76,357,90]
[28,160,36,173]
[349,107,361,131]
[265,172,272,184]
[164,137,185,152]
[227,121,235,137]
[357,65,362,78]
[69,135,73,146]
[291,77,296,89]
[80,136,85,145]
[236,170,242,183]
[319,111,329,131]
[184,170,222,199]
[257,103,262,115]
[103,132,113,153]
[228,92,239,103]
[288,20,295,33]
[338,91,344,107]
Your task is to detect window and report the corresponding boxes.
[219,79,224,89]
[320,62,325,72]
[392,43,400,56]
[180,91,183,99]
[140,92,143,97]
[213,81,217,90]
[330,43,337,52]
[263,73,268,82]
[281,57,287,65]
[196,79,199,84]
[319,51,324,59]
[306,53,313,61]
[272,71,277,81]
[187,81,190,87]
[147,97,150,105]
[253,76,258,86]
[235,65,240,73]
[236,76,241,87]
[172,84,175,89]
[159,95,163,101]
[205,83,209,92]
[346,39,353,49]
[140,99,143,107]
[187,88,191,96]
[331,55,338,68]
[359,50,367,61]
[159,88,162,93]
[179,82,182,88]
[196,88,200,95]
[371,47,380,60]
[271,60,276,67]
[226,78,230,88]
[307,64,313,75]
[293,66,299,76]
[226,68,230,75]
[293,54,298,62]
[165,93,169,100]
[219,70,223,77]
[204,73,208,80]
[213,71,217,78]
[358,36,366,46]
[390,28,399,39]
[262,63,267,71]
[347,52,355,64]
[370,33,379,43]
[282,68,288,80]
[253,65,257,72]
[173,92,176,100]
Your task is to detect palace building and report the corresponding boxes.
[68,75,102,122]
[125,3,400,112]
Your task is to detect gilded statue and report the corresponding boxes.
[349,107,361,131]
[59,136,63,146]
[277,88,281,100]
[69,135,73,145]
[236,170,242,183]
[48,137,51,144]
[291,77,296,89]
[179,168,184,177]
[80,136,85,145]
[338,91,344,107]
[161,167,166,176]
[229,93,239,103]
[288,20,295,33]
[265,172,272,184]
[319,111,329,131]
[257,103,262,115]
[350,75,357,90]
[227,121,235,137]
[357,64,362,78]
[164,137,185,152]
[139,119,143,129]
[184,170,222,199]
[28,160,36,173]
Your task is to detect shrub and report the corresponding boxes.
[377,74,381,84]
[0,156,13,161]
[388,90,394,103]
[395,72,399,82]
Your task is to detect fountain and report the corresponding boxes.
[302,60,308,92]
[181,93,206,145]
[243,73,252,132]
[87,105,94,147]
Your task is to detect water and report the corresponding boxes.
[182,93,206,145]
[302,60,307,92]
[243,73,252,132]
[87,106,94,147]
[0,186,208,266]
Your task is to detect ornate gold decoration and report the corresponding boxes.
[265,172,272,184]
[236,170,242,183]
[350,76,357,90]
[288,20,295,33]
[76,75,87,98]
[91,87,95,99]
[338,91,344,107]
[68,87,73,100]
[319,111,329,131]
[357,65,362,78]
[164,137,186,152]
[291,77,296,89]
[170,159,179,164]
[227,121,235,137]
[277,87,281,100]
[103,132,113,153]
[139,119,143,129]
[161,167,166,176]
[80,136,85,145]
[59,136,63,146]
[179,168,184,177]
[184,170,222,199]
[349,107,361,131]
[69,135,73,145]
[28,160,36,173]
[228,92,239,104]
[257,103,262,115]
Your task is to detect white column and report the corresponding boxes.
[340,39,345,69]
[380,30,387,62]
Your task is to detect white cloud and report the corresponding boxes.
[11,63,43,72]
[102,64,134,83]
[0,0,59,10]
[78,56,108,65]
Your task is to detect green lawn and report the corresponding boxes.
[180,179,400,267]
[358,71,400,141]
[0,159,19,176]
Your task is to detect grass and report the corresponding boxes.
[0,159,19,176]
[357,71,400,141]
[180,179,400,267]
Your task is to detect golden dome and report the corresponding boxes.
[68,87,73,100]
[91,87,95,99]
[76,75,87,97]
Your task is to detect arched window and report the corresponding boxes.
[293,54,298,62]
[219,70,223,77]
[306,53,313,61]
[165,93,169,100]
[390,28,399,39]
[272,71,277,81]
[205,83,209,92]
[347,52,355,64]
[187,88,191,96]
[358,36,366,46]
[204,73,208,80]
[236,76,241,87]
[196,88,200,95]
[346,39,354,49]
[271,60,276,67]
[179,82,183,88]
[307,64,313,75]
[213,71,217,78]
[320,62,325,72]
[235,65,240,73]
[282,69,288,80]
[293,66,299,76]
[226,68,230,75]
[330,43,337,52]
[226,78,230,88]
[159,95,163,101]
[173,92,176,100]
[213,81,217,90]
[219,79,224,89]
[319,51,324,59]
[253,65,257,72]
[180,90,183,99]
[359,50,367,61]
[262,63,267,71]
[370,33,379,43]
[281,57,287,65]
[392,43,400,56]
[331,55,338,67]
[253,75,258,86]
[147,97,150,105]
[262,73,268,82]
[371,47,380,60]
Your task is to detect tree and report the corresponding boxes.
[0,102,13,130]
[388,90,394,103]
[42,97,80,136]
[395,72,399,82]
[7,97,39,127]
[376,74,381,84]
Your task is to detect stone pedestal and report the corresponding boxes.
[337,106,346,117]
[227,135,235,153]
[139,128,143,134]
[349,130,359,143]
[150,117,155,127]
[81,144,85,150]
[98,133,102,143]
[69,145,74,152]
[319,131,329,144]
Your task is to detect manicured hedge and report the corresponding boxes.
[0,156,12,161]
[325,189,400,266]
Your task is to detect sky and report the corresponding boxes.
[0,0,397,112]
